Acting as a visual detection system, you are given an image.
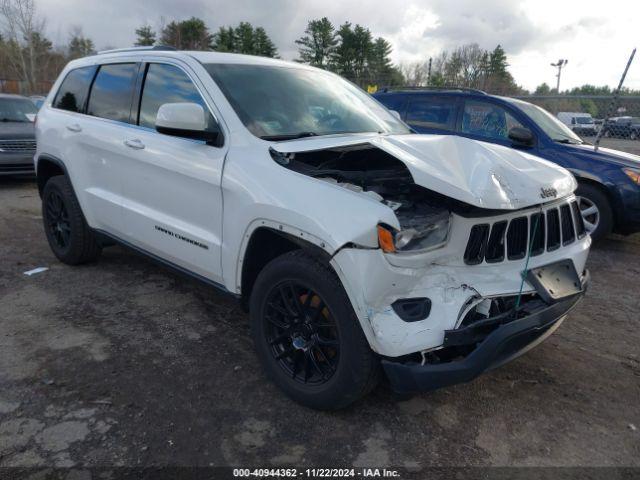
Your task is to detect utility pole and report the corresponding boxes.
[594,48,636,151]
[550,59,568,92]
[427,57,432,85]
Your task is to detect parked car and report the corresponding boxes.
[35,48,591,409]
[29,95,47,110]
[374,88,640,240]
[557,112,597,136]
[601,116,640,140]
[0,93,37,175]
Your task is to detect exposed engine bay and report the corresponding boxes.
[270,143,481,251]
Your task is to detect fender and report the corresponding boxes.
[235,218,348,294]
[35,153,72,197]
[566,167,608,186]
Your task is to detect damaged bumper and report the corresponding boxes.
[382,270,590,394]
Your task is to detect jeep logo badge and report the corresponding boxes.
[540,187,558,199]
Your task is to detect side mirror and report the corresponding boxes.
[155,102,220,144]
[389,110,402,120]
[508,127,534,147]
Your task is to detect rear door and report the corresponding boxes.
[404,95,459,134]
[119,60,226,284]
[47,63,139,236]
[77,62,140,237]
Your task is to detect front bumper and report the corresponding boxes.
[382,270,590,394]
[0,153,35,175]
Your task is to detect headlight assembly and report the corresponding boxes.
[378,212,451,253]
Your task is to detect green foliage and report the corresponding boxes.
[534,82,551,95]
[295,18,397,87]
[211,26,235,52]
[68,33,94,59]
[160,17,212,50]
[135,25,156,47]
[295,17,338,68]
[211,22,278,57]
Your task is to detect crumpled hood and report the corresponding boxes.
[272,133,576,210]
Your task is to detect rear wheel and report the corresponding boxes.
[575,183,613,241]
[249,250,379,410]
[42,175,101,264]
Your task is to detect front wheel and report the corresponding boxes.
[249,250,379,410]
[575,183,613,242]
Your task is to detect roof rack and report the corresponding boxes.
[378,86,487,95]
[97,45,177,55]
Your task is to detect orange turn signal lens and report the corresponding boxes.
[377,225,396,253]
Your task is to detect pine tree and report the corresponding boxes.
[253,27,278,58]
[234,22,255,54]
[295,17,338,68]
[135,25,156,47]
[211,26,236,52]
[160,18,211,50]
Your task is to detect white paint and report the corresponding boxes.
[23,267,49,276]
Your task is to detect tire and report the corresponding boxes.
[42,175,101,264]
[630,131,638,141]
[249,250,379,410]
[575,183,613,242]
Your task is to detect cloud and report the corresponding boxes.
[34,0,639,90]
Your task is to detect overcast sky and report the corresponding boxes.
[38,0,639,91]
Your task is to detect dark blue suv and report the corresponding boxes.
[373,88,640,240]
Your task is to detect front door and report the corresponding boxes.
[119,62,226,284]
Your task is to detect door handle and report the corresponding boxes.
[124,138,145,150]
[66,123,82,132]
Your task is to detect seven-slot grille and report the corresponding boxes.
[464,200,586,265]
[0,139,36,153]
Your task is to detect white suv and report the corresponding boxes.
[35,47,591,409]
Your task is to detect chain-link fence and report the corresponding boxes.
[510,95,640,141]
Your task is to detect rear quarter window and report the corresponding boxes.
[53,66,97,113]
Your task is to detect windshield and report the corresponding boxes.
[0,97,38,122]
[576,117,594,124]
[507,99,583,144]
[204,63,410,140]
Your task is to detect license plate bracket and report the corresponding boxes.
[526,259,582,304]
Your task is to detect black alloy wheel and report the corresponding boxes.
[44,189,72,250]
[264,281,339,385]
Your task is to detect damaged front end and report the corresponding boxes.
[270,142,471,255]
[269,134,590,391]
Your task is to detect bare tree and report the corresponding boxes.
[400,61,428,86]
[0,0,48,93]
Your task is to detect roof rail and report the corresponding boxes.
[97,45,177,55]
[378,86,487,95]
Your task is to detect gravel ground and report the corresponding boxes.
[0,177,639,473]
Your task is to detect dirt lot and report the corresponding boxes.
[1,176,639,472]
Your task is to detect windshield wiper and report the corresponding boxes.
[260,132,319,141]
[553,137,582,145]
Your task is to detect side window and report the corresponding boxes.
[86,63,137,123]
[138,63,212,130]
[405,97,457,130]
[53,66,97,113]
[376,95,406,115]
[461,100,523,141]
